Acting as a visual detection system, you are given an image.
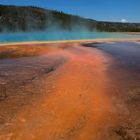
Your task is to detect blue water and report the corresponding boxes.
[0,31,140,44]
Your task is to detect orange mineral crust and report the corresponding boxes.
[0,40,139,140]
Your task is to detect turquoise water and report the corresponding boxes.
[0,31,140,44]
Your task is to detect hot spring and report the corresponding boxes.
[0,31,140,44]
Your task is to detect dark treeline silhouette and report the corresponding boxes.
[97,21,140,32]
[0,5,140,33]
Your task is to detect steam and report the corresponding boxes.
[0,10,98,43]
[0,5,97,33]
[0,5,99,43]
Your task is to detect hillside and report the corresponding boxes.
[0,5,140,32]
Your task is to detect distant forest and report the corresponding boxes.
[0,5,140,32]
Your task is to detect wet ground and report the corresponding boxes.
[83,41,140,140]
[0,40,140,140]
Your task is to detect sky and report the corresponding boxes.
[0,0,140,23]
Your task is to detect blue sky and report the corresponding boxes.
[0,0,140,23]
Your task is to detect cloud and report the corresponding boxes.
[121,19,128,23]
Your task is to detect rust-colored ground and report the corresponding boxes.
[0,43,69,59]
[0,41,139,140]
